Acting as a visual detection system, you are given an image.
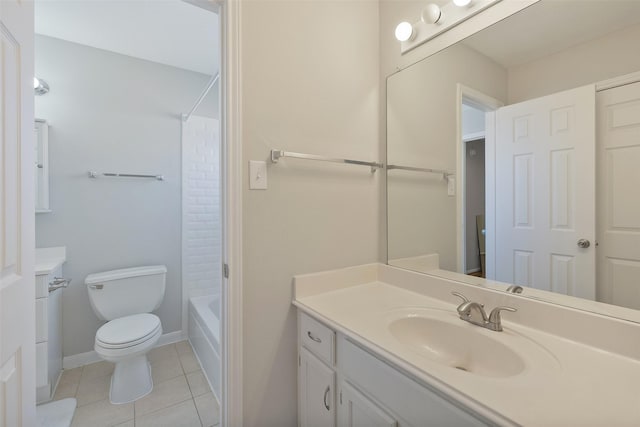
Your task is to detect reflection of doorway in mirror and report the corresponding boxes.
[462,103,486,277]
[456,86,502,279]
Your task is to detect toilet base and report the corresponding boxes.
[109,355,153,404]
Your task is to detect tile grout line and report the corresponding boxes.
[135,396,194,423]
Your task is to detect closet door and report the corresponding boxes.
[596,81,640,309]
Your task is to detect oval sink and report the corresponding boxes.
[388,316,525,378]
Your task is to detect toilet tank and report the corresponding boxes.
[85,265,167,321]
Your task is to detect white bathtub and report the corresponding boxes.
[189,295,221,401]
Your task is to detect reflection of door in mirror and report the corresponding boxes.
[35,119,50,213]
[489,85,596,300]
[597,81,640,310]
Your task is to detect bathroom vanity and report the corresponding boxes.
[293,263,640,426]
[35,247,68,403]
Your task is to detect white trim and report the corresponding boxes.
[220,0,243,426]
[456,85,503,276]
[596,70,640,92]
[485,111,497,280]
[62,331,186,369]
[462,131,485,142]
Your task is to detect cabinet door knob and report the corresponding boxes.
[323,385,330,411]
[307,331,322,343]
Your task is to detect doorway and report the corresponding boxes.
[33,0,228,424]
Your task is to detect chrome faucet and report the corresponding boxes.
[506,285,524,294]
[451,292,516,332]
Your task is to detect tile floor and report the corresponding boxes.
[51,340,219,427]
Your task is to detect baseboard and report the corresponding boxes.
[62,330,187,370]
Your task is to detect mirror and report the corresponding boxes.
[387,0,640,320]
[35,118,50,213]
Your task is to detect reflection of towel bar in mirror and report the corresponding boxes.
[88,171,164,181]
[270,149,383,173]
[387,164,454,180]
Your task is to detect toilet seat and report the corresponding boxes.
[96,313,161,349]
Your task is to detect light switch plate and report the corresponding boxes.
[249,160,267,190]
[447,176,456,196]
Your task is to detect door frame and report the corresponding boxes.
[455,84,503,275]
[219,0,243,425]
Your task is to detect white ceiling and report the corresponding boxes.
[35,0,219,76]
[463,0,640,69]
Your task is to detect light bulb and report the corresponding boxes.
[421,4,443,25]
[34,77,39,89]
[453,0,472,6]
[395,22,414,42]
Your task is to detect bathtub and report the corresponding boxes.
[189,295,221,401]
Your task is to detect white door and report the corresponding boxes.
[0,1,36,426]
[596,81,640,309]
[299,347,335,427]
[492,85,596,298]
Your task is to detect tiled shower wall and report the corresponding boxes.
[182,116,221,300]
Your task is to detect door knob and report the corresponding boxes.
[577,239,591,248]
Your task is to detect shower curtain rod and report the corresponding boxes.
[182,72,220,122]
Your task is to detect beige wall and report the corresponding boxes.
[508,23,640,103]
[386,43,507,269]
[241,1,380,425]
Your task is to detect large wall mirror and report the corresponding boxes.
[387,0,640,321]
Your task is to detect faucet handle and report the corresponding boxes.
[488,306,517,331]
[451,291,469,304]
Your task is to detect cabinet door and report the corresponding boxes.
[299,347,336,427]
[338,380,398,427]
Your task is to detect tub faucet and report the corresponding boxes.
[451,291,517,332]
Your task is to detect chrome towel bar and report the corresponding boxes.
[270,149,383,173]
[387,164,454,180]
[88,171,164,181]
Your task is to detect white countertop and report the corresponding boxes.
[293,264,640,426]
[35,247,66,276]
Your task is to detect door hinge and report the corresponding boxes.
[223,263,229,279]
[339,390,342,405]
[298,354,301,366]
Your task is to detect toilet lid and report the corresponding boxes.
[96,313,161,348]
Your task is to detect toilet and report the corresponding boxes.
[85,265,167,404]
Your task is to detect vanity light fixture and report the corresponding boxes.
[394,21,415,42]
[422,4,444,25]
[34,77,49,96]
[396,0,500,54]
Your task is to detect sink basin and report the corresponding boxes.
[388,315,525,378]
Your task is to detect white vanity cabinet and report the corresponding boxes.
[35,247,68,403]
[298,311,494,427]
[338,380,398,427]
[298,312,336,427]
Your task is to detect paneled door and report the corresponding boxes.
[0,1,36,426]
[596,81,640,309]
[493,85,596,299]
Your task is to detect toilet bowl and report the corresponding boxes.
[86,266,167,404]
